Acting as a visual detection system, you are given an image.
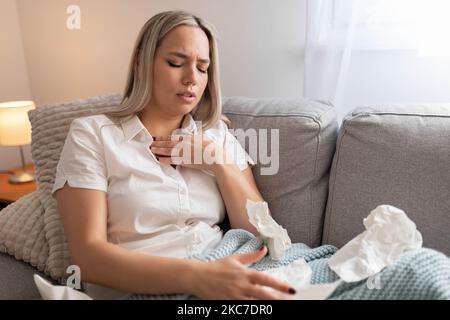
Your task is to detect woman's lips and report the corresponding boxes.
[177,94,196,103]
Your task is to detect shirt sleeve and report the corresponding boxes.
[221,121,256,172]
[51,117,108,197]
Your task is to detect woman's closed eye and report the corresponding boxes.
[167,61,208,73]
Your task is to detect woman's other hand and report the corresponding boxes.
[188,246,296,300]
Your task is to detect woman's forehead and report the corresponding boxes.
[158,25,210,58]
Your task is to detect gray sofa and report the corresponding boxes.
[1,95,449,299]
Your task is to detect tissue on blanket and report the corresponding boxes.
[259,258,343,300]
[262,258,312,287]
[246,199,291,260]
[328,204,423,282]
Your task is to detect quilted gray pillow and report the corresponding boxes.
[0,192,47,272]
[0,94,123,282]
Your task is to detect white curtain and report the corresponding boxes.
[304,0,450,125]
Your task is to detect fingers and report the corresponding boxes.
[150,146,172,156]
[151,136,189,158]
[158,156,182,165]
[151,142,184,157]
[154,135,192,143]
[247,271,294,296]
[243,285,287,300]
[151,139,183,149]
[232,246,295,296]
[233,246,268,266]
[198,249,296,300]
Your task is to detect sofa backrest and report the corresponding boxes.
[223,97,338,247]
[322,104,450,256]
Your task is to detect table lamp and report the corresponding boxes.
[0,100,35,183]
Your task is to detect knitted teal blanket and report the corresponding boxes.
[129,229,450,300]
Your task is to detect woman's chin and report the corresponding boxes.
[173,100,197,112]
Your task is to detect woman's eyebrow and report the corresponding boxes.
[167,52,210,64]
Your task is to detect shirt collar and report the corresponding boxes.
[121,113,198,142]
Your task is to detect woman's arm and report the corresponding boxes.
[212,160,263,236]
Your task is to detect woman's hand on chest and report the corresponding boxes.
[150,134,231,172]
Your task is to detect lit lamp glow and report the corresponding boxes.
[0,100,35,183]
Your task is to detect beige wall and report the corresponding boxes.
[16,0,306,106]
[2,0,306,170]
[0,0,32,170]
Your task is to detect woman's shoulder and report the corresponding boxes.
[207,116,232,133]
[203,118,229,142]
[71,113,122,130]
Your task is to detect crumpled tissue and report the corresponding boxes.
[328,204,423,282]
[246,199,291,260]
[245,199,342,299]
[34,274,92,300]
[260,258,343,300]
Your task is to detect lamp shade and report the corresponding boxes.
[0,100,35,146]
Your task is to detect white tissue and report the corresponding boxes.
[260,258,343,300]
[34,274,93,300]
[246,199,291,260]
[262,258,312,288]
[328,204,423,283]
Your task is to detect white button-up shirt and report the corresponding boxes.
[52,113,255,261]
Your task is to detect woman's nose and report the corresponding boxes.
[182,66,197,86]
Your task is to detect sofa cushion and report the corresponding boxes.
[322,104,450,255]
[0,253,55,300]
[223,97,338,247]
[0,252,51,299]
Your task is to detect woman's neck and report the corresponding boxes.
[139,108,185,138]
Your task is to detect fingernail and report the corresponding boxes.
[259,246,265,251]
[288,287,296,294]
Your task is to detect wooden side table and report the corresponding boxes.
[0,164,36,208]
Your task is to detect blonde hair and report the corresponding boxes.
[105,10,229,130]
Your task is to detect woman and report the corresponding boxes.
[52,10,296,300]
